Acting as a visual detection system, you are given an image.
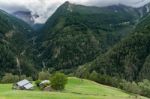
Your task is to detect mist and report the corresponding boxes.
[0,0,150,23]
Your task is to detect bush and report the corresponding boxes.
[20,75,27,80]
[87,72,150,98]
[20,75,33,81]
[119,80,141,94]
[98,74,115,86]
[138,79,150,97]
[50,72,68,90]
[75,66,90,79]
[35,80,41,87]
[1,73,19,83]
[27,77,33,81]
[38,71,51,80]
[13,75,20,83]
[89,71,99,82]
[89,73,121,88]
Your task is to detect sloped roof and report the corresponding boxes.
[16,79,34,89]
[17,79,29,87]
[24,83,34,89]
[40,80,50,85]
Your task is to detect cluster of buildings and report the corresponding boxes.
[13,79,51,91]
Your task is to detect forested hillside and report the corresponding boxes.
[1,1,150,82]
[37,2,144,73]
[1,1,150,98]
[81,13,150,81]
[0,10,36,78]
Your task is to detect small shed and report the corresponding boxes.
[39,80,50,89]
[40,80,50,85]
[13,79,34,90]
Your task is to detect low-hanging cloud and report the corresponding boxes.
[0,0,150,23]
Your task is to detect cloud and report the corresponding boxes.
[0,0,150,23]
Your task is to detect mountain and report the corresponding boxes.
[136,3,150,17]
[12,10,43,30]
[0,2,150,98]
[1,1,150,80]
[37,1,149,73]
[0,9,37,78]
[13,11,35,26]
[80,11,150,81]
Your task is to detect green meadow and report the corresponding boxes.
[0,77,148,99]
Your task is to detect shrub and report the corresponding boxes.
[98,74,114,85]
[1,73,19,83]
[38,71,51,80]
[50,72,68,90]
[75,66,90,79]
[138,79,150,97]
[13,75,20,83]
[119,80,144,95]
[35,80,41,87]
[20,75,27,80]
[89,71,99,82]
[20,75,33,81]
[27,77,33,81]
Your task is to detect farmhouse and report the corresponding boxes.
[13,79,34,90]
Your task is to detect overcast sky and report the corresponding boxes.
[0,0,150,23]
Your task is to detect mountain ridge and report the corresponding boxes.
[38,1,148,73]
[0,9,37,78]
[1,1,150,81]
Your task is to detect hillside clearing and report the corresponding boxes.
[0,77,148,99]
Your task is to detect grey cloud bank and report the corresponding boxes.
[0,0,150,23]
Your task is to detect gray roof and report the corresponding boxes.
[16,79,34,89]
[24,83,34,89]
[17,79,29,87]
[40,80,50,85]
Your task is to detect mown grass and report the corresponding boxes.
[0,77,148,99]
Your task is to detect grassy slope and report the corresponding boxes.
[0,77,148,99]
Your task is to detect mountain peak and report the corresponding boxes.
[64,1,70,5]
[58,1,73,12]
[62,1,71,7]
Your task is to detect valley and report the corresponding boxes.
[0,1,150,99]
